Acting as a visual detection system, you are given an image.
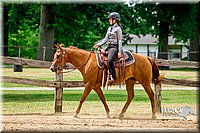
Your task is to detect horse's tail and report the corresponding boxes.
[147,57,164,84]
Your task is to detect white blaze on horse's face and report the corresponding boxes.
[50,49,63,72]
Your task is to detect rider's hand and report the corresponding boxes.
[93,44,98,48]
[118,53,123,58]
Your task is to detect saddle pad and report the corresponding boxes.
[96,50,135,68]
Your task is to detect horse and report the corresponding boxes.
[50,44,163,119]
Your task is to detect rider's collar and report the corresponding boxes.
[111,23,118,27]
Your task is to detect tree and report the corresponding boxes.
[4,3,40,59]
[132,4,175,59]
[189,3,200,61]
[53,4,134,49]
[3,4,9,56]
[37,4,55,61]
[129,3,198,60]
[5,2,198,61]
[157,4,173,59]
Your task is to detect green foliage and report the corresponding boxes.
[4,3,199,59]
[53,4,134,49]
[170,4,198,43]
[8,22,39,58]
[6,4,40,59]
[132,3,198,43]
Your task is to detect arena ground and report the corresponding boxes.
[3,112,198,132]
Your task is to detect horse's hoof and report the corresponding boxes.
[74,115,79,118]
[107,115,111,119]
[151,115,157,119]
[119,113,124,119]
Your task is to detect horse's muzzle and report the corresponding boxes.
[50,66,55,72]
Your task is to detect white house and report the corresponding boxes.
[123,34,189,60]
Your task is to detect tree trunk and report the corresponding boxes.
[189,3,200,61]
[37,4,55,61]
[3,4,8,56]
[189,28,199,61]
[158,21,169,59]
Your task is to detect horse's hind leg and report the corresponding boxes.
[142,83,156,119]
[74,82,92,118]
[93,87,110,118]
[119,78,136,119]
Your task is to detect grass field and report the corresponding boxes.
[2,89,198,114]
[1,67,199,115]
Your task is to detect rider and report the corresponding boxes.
[93,12,123,83]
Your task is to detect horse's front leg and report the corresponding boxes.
[74,82,93,118]
[93,87,110,118]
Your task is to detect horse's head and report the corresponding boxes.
[50,43,68,73]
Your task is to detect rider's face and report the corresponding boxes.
[109,18,116,25]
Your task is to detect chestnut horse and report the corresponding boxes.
[50,44,163,119]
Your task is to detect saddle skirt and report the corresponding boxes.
[96,50,135,68]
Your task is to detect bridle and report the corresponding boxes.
[54,48,93,76]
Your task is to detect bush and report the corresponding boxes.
[8,22,39,59]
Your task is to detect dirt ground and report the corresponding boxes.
[2,112,198,132]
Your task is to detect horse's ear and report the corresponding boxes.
[54,44,59,49]
[57,45,62,50]
[59,43,65,47]
[54,44,62,50]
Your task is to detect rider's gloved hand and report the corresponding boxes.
[93,44,98,48]
[118,53,123,58]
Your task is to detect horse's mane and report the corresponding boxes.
[68,46,94,53]
[69,46,79,49]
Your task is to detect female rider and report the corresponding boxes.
[93,12,123,83]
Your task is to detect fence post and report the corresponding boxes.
[54,70,63,113]
[154,83,161,113]
[13,47,23,72]
[18,47,21,58]
[43,46,46,61]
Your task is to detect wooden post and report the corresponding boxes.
[180,45,183,59]
[42,46,46,61]
[119,84,122,89]
[136,44,138,53]
[154,83,161,113]
[147,44,150,56]
[55,70,63,113]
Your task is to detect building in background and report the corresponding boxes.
[123,34,189,60]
